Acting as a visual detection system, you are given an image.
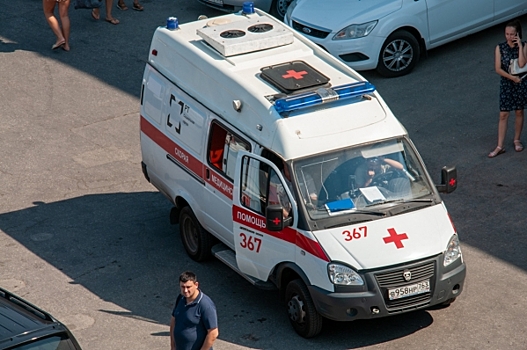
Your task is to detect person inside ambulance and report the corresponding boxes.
[354,156,404,189]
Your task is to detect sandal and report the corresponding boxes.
[91,9,100,20]
[105,18,120,25]
[117,1,128,10]
[132,2,144,11]
[488,146,505,158]
[51,40,65,50]
[514,140,524,152]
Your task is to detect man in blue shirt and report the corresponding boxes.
[170,271,218,350]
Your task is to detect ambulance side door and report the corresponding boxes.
[232,152,297,281]
[201,121,252,248]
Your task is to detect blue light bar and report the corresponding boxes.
[274,81,375,114]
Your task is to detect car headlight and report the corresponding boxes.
[328,263,364,285]
[443,234,462,266]
[333,20,378,40]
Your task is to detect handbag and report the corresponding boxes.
[74,0,102,9]
[509,58,527,75]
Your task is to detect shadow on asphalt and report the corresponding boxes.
[0,192,434,348]
[2,1,527,348]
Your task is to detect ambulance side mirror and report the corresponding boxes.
[266,205,292,231]
[436,166,457,193]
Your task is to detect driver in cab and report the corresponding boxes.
[355,156,403,188]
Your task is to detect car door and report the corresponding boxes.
[232,151,297,281]
[425,0,493,45]
[494,0,527,22]
[201,120,252,249]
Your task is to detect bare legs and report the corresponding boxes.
[489,109,524,157]
[43,0,66,48]
[93,0,119,24]
[58,0,71,50]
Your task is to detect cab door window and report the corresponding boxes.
[207,122,250,180]
[240,156,292,219]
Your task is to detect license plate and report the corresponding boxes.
[204,0,223,5]
[388,280,430,300]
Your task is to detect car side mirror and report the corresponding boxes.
[266,205,292,231]
[436,166,457,193]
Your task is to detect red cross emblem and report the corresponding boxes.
[449,178,456,187]
[282,70,307,80]
[273,217,281,225]
[383,228,408,249]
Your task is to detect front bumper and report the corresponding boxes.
[309,254,466,321]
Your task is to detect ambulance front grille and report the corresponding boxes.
[374,261,435,311]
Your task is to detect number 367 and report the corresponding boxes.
[239,233,262,253]
[342,226,367,241]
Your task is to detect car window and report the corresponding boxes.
[12,334,75,350]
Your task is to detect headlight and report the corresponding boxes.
[333,20,378,40]
[443,234,462,266]
[328,263,364,285]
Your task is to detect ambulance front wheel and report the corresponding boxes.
[179,206,213,262]
[285,279,323,338]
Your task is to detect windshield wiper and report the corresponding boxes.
[365,198,433,207]
[324,210,386,229]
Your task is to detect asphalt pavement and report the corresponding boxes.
[1,1,527,349]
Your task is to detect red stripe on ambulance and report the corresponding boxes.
[141,116,203,179]
[205,166,233,199]
[233,206,329,262]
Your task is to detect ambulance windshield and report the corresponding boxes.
[293,138,436,221]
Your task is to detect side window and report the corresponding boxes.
[240,156,292,219]
[240,157,268,216]
[207,122,250,180]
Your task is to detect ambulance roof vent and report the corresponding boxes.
[220,30,246,39]
[197,16,293,57]
[248,23,273,33]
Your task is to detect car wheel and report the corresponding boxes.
[270,0,293,21]
[441,297,457,307]
[285,279,323,338]
[377,30,420,77]
[179,206,213,261]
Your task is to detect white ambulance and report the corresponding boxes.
[140,4,465,338]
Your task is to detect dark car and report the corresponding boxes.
[0,287,82,350]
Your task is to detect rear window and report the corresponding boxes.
[10,334,77,350]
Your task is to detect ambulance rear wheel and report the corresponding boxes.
[285,279,323,338]
[179,206,213,262]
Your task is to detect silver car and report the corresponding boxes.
[198,0,292,20]
[285,0,527,77]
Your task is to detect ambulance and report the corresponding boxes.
[139,3,466,338]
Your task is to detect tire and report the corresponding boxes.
[285,279,323,338]
[270,0,293,21]
[179,206,213,262]
[441,297,457,307]
[376,30,420,78]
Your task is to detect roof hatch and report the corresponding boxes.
[260,61,330,94]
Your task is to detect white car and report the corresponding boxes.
[198,0,292,20]
[285,0,527,77]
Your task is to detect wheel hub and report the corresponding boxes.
[287,295,306,323]
[384,39,413,72]
[276,0,292,17]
